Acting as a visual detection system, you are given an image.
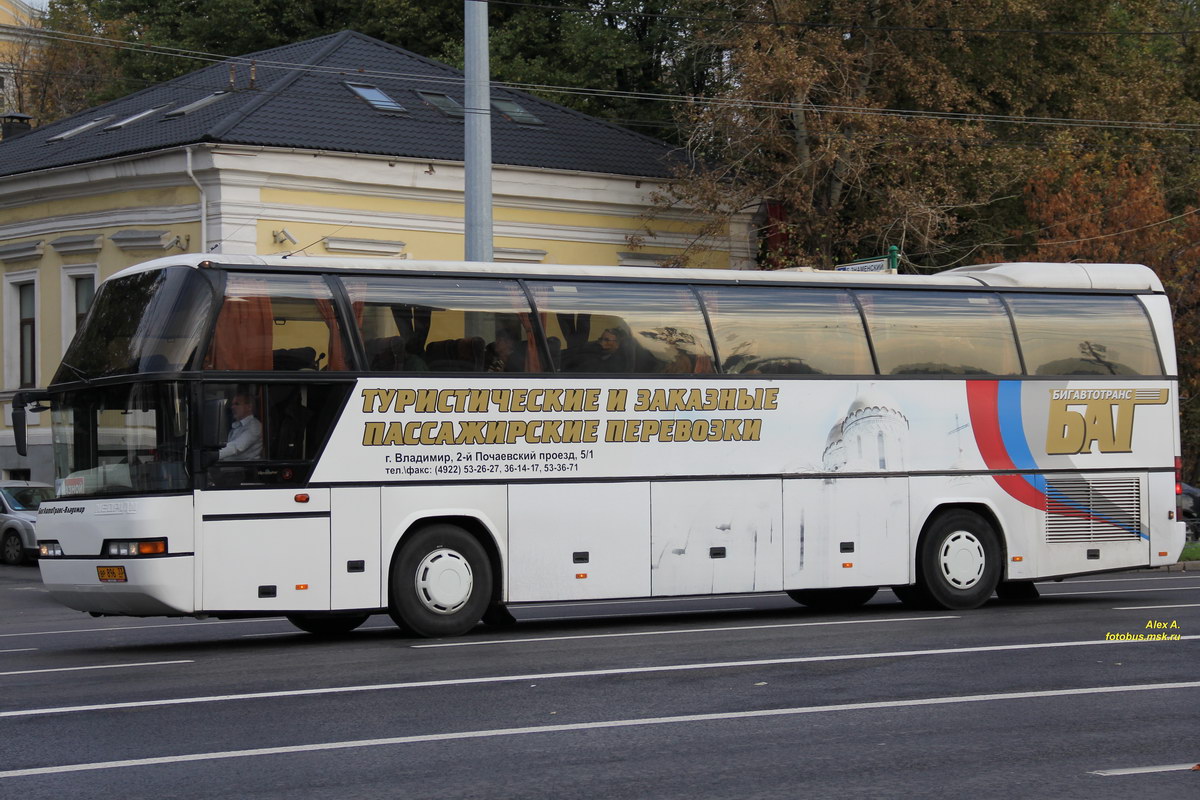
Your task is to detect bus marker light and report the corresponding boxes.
[295,584,309,590]
[842,562,853,568]
[575,573,587,579]
[1012,556,1024,562]
[103,538,166,557]
[294,493,310,503]
[1159,551,1169,557]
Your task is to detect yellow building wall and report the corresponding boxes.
[257,187,732,268]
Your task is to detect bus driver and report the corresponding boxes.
[219,391,263,460]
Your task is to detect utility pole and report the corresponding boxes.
[464,0,493,262]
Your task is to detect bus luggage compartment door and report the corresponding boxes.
[782,476,910,589]
[197,488,331,612]
[508,482,650,602]
[650,480,784,596]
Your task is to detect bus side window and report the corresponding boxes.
[699,286,871,375]
[529,281,713,375]
[1007,294,1163,376]
[340,277,545,372]
[857,290,1019,376]
[206,274,351,371]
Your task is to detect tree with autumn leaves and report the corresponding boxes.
[1017,152,1200,476]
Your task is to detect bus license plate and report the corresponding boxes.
[97,566,127,583]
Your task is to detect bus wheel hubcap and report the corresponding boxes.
[414,549,474,614]
[939,531,985,589]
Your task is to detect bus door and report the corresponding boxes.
[196,488,331,613]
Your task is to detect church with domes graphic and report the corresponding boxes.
[822,388,910,472]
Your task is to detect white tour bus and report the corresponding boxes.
[15,255,1185,637]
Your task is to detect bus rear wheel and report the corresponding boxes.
[786,587,878,611]
[388,524,492,638]
[915,510,1001,610]
[286,612,370,636]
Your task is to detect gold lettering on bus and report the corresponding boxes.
[1045,388,1168,455]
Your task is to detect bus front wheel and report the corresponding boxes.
[915,510,1002,610]
[388,524,492,637]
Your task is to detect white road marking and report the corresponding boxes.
[0,618,282,639]
[2,635,1195,720]
[1113,603,1200,610]
[1040,585,1200,597]
[0,648,35,654]
[412,615,958,648]
[1090,763,1199,776]
[0,660,192,677]
[2,680,1197,780]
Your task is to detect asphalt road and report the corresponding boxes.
[0,562,1196,799]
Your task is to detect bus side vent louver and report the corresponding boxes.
[1044,477,1143,543]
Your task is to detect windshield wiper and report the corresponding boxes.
[58,362,91,383]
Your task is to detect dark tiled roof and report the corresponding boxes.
[0,31,682,179]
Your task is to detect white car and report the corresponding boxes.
[0,481,55,565]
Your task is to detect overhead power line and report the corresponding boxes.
[17,24,1200,137]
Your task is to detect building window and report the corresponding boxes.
[61,266,98,353]
[73,274,95,329]
[46,116,114,142]
[416,91,465,118]
[18,282,34,388]
[345,83,407,113]
[105,105,170,130]
[491,98,543,125]
[165,92,230,117]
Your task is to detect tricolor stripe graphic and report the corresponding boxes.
[965,380,1145,539]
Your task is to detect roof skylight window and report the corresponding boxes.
[491,98,543,125]
[416,91,465,119]
[165,91,231,118]
[346,83,407,113]
[105,105,170,130]
[46,116,115,142]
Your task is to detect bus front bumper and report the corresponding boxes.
[38,555,196,616]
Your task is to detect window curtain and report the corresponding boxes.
[315,299,348,370]
[207,282,273,370]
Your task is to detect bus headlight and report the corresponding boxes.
[39,540,63,557]
[102,539,167,557]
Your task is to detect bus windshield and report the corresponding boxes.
[55,266,214,382]
[52,382,191,497]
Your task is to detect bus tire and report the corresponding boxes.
[388,524,491,637]
[786,587,878,611]
[916,510,1002,610]
[286,612,371,636]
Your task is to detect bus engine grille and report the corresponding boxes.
[1044,477,1143,543]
